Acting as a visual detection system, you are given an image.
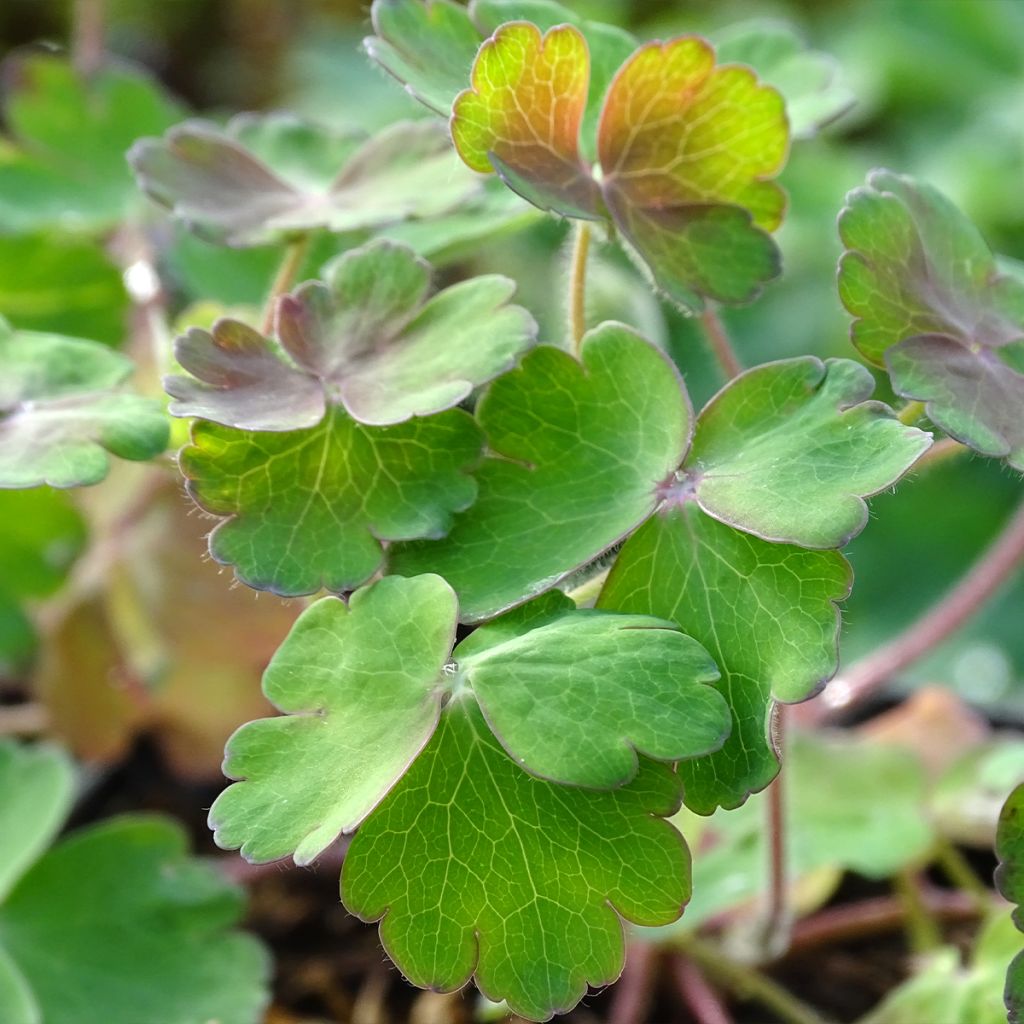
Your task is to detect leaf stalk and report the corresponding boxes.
[262,234,312,334]
[568,221,592,356]
[699,306,743,381]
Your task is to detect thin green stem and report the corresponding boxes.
[262,234,311,334]
[673,935,833,1024]
[933,838,995,911]
[897,400,926,425]
[699,306,743,380]
[568,222,592,356]
[893,871,943,954]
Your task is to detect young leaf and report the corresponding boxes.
[0,743,74,903]
[130,114,479,245]
[212,575,729,864]
[167,239,536,428]
[390,322,692,620]
[210,575,454,865]
[363,0,483,115]
[0,816,269,1024]
[0,52,183,233]
[0,322,168,488]
[715,21,854,139]
[677,356,931,548]
[598,507,850,812]
[449,24,790,311]
[180,406,481,596]
[453,602,731,788]
[342,700,689,1022]
[997,783,1024,1022]
[839,170,1024,469]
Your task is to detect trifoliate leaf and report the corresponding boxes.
[714,21,854,139]
[0,816,270,1024]
[0,321,168,488]
[180,405,481,596]
[674,731,934,928]
[0,233,128,347]
[449,23,788,311]
[166,239,536,428]
[598,507,850,812]
[0,488,85,673]
[390,322,692,620]
[342,700,689,1022]
[675,357,931,548]
[130,113,479,246]
[997,783,1024,1022]
[210,575,455,865]
[839,170,1024,469]
[363,0,483,116]
[0,743,73,903]
[212,575,729,865]
[0,52,183,233]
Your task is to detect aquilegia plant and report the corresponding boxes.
[2,1,1023,1020]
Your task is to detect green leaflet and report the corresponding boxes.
[839,170,1024,469]
[390,323,692,620]
[342,700,689,1022]
[997,783,1024,1022]
[181,406,481,597]
[598,506,851,812]
[211,575,729,865]
[0,322,169,488]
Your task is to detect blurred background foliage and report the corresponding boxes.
[1,0,1021,720]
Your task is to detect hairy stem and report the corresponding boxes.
[699,306,743,380]
[819,495,1024,719]
[568,222,592,356]
[72,0,105,77]
[673,935,832,1024]
[671,954,734,1024]
[262,234,311,334]
[893,871,942,953]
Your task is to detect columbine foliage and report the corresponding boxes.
[2,3,1017,1021]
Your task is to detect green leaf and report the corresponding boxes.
[0,816,269,1024]
[598,506,850,812]
[363,0,483,116]
[672,731,934,928]
[454,600,729,788]
[0,234,128,347]
[342,699,689,1022]
[0,742,74,903]
[167,239,536,428]
[390,323,692,620]
[0,53,183,232]
[212,576,729,865]
[676,357,931,548]
[0,321,169,488]
[210,575,456,865]
[714,21,854,139]
[839,170,1024,469]
[130,113,479,246]
[449,24,789,312]
[0,488,85,672]
[997,783,1024,1022]
[181,406,481,596]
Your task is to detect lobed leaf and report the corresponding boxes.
[167,240,536,429]
[130,113,479,245]
[390,322,692,620]
[0,52,183,233]
[180,406,481,597]
[0,816,269,1024]
[997,783,1024,1022]
[839,170,1024,469]
[598,507,850,812]
[676,356,931,548]
[0,321,168,488]
[342,700,689,1022]
[212,575,729,865]
[448,22,790,311]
